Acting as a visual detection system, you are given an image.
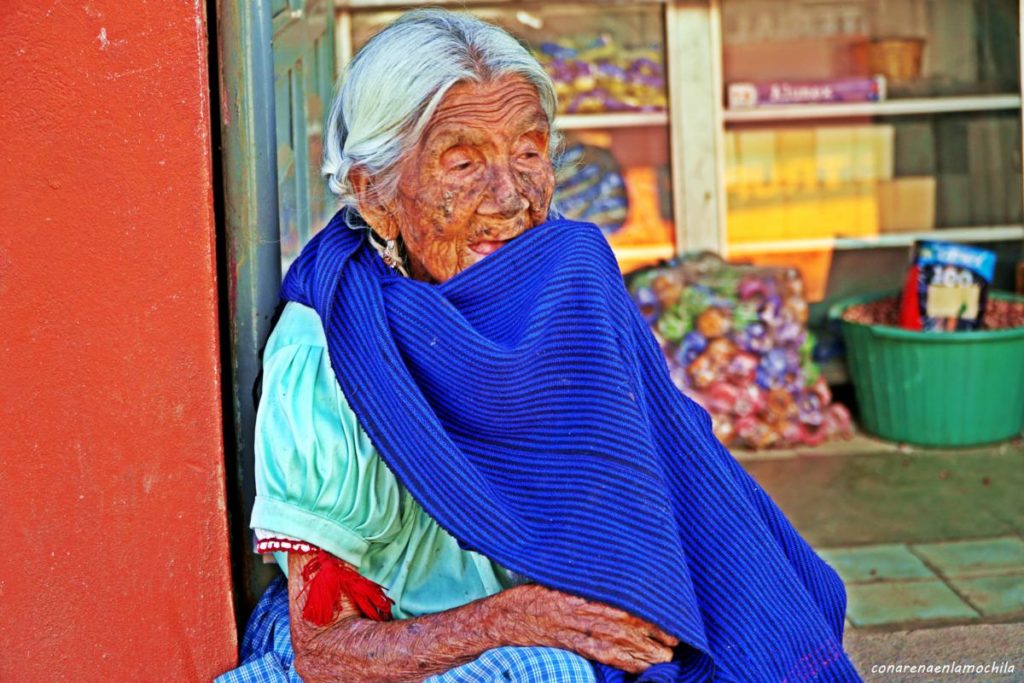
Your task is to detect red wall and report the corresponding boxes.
[0,2,237,679]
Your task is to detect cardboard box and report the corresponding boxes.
[734,130,776,186]
[936,173,972,228]
[723,37,863,82]
[893,121,936,176]
[851,126,894,182]
[782,186,824,238]
[723,132,739,187]
[775,129,817,187]
[727,183,880,243]
[726,185,786,243]
[877,176,937,232]
[816,126,856,186]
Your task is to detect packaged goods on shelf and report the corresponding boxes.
[533,36,667,114]
[727,76,886,109]
[723,37,859,83]
[725,125,894,243]
[965,116,1024,226]
[877,177,936,233]
[554,141,629,235]
[628,254,853,449]
[899,241,997,332]
[605,166,675,273]
[554,129,674,274]
[849,38,924,86]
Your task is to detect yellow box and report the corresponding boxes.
[775,129,817,188]
[733,130,776,187]
[782,186,824,238]
[816,126,856,186]
[874,125,895,182]
[727,184,787,242]
[814,184,879,239]
[851,127,878,182]
[727,125,891,243]
[723,131,739,187]
[877,176,937,232]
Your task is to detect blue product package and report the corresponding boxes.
[913,241,997,331]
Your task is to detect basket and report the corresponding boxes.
[830,291,1024,447]
[850,37,925,84]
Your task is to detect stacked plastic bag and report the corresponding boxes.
[533,37,667,114]
[628,254,853,449]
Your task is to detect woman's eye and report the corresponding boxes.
[445,156,476,173]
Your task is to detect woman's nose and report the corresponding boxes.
[482,163,528,218]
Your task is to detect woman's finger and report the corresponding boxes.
[620,630,676,665]
[569,634,668,675]
[643,624,680,648]
[578,602,680,648]
[550,590,681,656]
[569,615,675,665]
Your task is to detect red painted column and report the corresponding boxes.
[0,2,237,680]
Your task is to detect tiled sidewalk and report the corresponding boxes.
[818,537,1024,629]
[737,434,1024,632]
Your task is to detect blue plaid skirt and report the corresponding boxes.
[215,576,596,682]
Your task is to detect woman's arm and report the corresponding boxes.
[288,553,679,683]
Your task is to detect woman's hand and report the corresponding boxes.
[288,553,680,682]
[492,584,679,674]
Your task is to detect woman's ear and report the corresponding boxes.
[349,167,400,240]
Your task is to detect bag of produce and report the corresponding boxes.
[628,254,852,449]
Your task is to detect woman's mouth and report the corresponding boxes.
[468,240,508,256]
[469,214,531,256]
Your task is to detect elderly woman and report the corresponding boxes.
[220,9,859,683]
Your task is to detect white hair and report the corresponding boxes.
[321,8,560,216]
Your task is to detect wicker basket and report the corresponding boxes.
[850,38,924,84]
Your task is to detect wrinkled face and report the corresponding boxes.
[391,76,556,282]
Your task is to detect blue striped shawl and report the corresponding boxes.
[281,210,860,682]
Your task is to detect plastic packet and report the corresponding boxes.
[899,241,996,332]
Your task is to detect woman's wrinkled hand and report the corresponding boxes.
[493,584,680,674]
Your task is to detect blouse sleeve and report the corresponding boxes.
[250,306,404,571]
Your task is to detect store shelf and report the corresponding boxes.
[612,243,677,261]
[723,94,1022,123]
[726,225,1024,256]
[556,111,669,130]
[337,0,668,7]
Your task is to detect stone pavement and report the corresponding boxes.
[736,434,1024,680]
[844,623,1024,682]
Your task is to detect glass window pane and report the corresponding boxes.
[272,3,335,271]
[721,0,1019,99]
[719,0,1023,302]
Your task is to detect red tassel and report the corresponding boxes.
[300,550,394,626]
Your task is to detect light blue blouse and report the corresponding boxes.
[251,302,523,619]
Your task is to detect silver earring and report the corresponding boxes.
[382,239,399,268]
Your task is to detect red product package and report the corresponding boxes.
[898,264,922,331]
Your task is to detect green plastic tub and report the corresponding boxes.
[830,291,1024,447]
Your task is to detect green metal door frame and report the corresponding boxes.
[216,0,282,614]
[216,0,336,618]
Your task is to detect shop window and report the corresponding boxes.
[718,0,1023,302]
